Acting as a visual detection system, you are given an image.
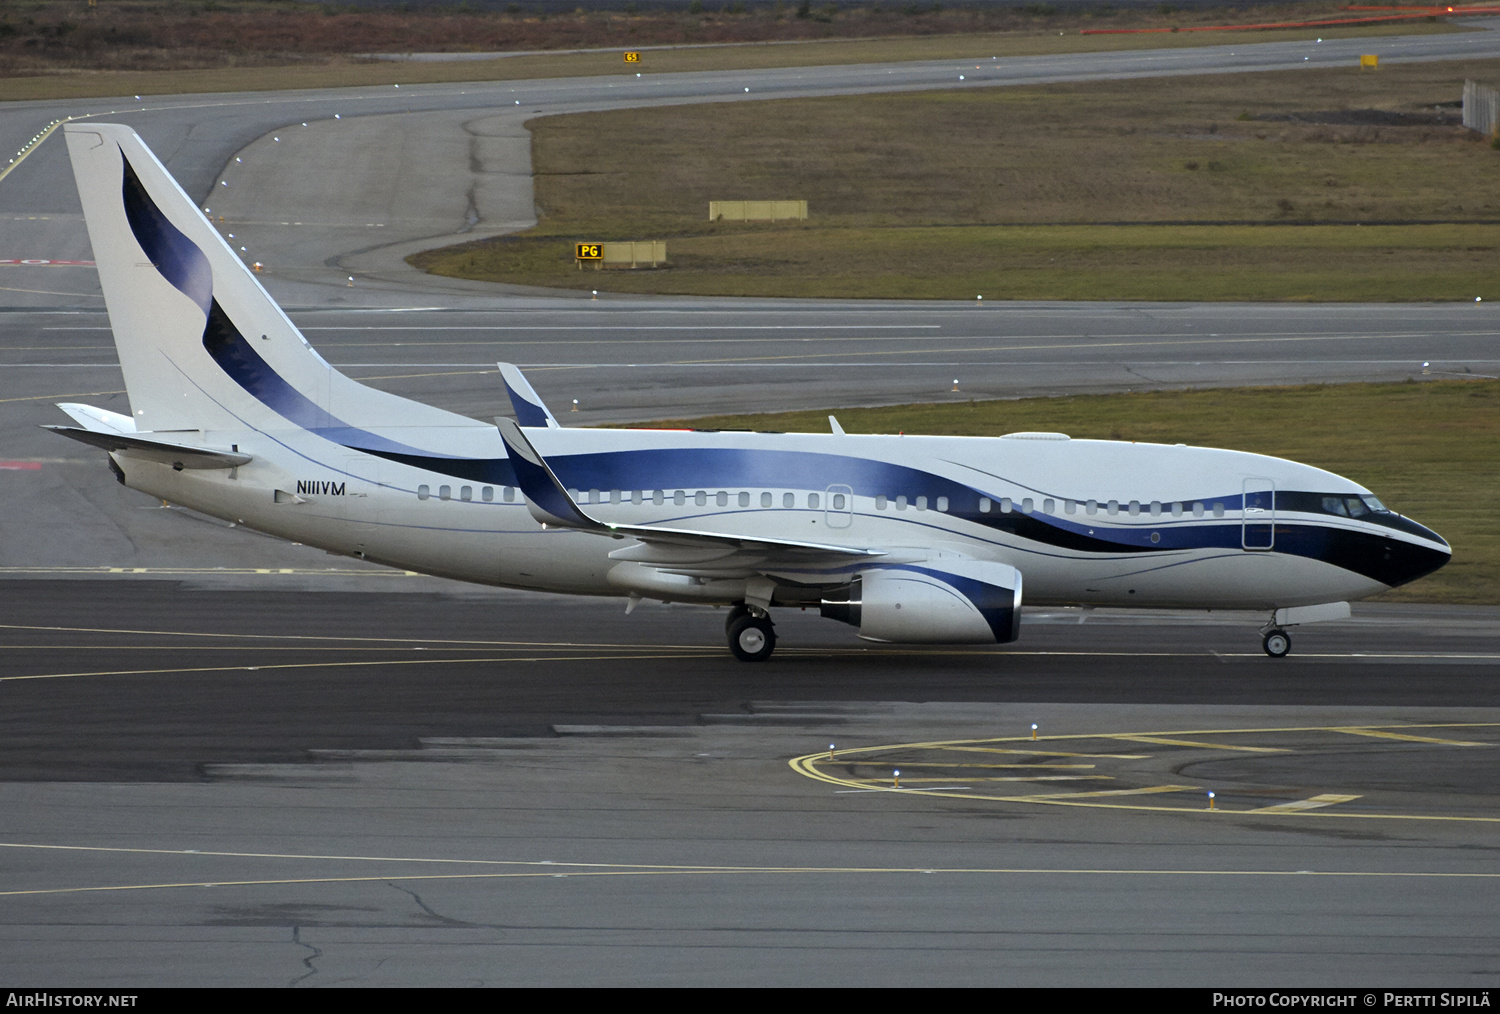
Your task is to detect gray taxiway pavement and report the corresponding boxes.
[1,27,1498,987]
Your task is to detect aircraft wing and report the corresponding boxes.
[495,417,883,578]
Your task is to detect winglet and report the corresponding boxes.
[495,417,602,530]
[498,364,560,429]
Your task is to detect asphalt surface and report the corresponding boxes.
[1,26,1498,987]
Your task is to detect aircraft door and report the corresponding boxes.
[1242,477,1275,550]
[824,484,854,529]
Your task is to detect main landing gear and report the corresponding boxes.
[1261,627,1291,658]
[726,603,776,662]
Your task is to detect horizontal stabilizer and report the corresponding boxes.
[44,426,252,470]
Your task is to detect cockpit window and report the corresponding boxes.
[1289,492,1391,519]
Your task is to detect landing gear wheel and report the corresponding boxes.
[728,614,776,662]
[725,602,751,634]
[1262,629,1291,658]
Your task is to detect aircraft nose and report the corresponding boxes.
[1374,527,1450,588]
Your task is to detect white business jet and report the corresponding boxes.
[48,124,1450,661]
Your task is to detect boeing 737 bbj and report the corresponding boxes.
[48,124,1450,660]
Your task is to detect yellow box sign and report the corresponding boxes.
[1360,54,1378,69]
[575,241,666,269]
[624,51,641,63]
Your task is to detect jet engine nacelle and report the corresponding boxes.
[820,561,1022,644]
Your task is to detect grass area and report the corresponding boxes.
[632,379,1500,604]
[422,223,1500,301]
[415,57,1500,301]
[0,5,1463,101]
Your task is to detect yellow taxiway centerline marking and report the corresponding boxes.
[1107,735,1287,753]
[1015,785,1197,800]
[900,745,1151,759]
[1330,728,1492,747]
[12,864,1500,898]
[1250,794,1362,814]
[0,621,726,650]
[837,762,1096,769]
[0,652,722,682]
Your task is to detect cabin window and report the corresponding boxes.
[482,486,494,502]
[1128,500,1141,516]
[674,490,685,506]
[694,491,706,507]
[1064,499,1076,515]
[1192,501,1204,517]
[1086,499,1098,515]
[895,495,908,511]
[739,492,750,508]
[567,488,579,502]
[504,486,516,503]
[438,485,452,501]
[783,492,795,508]
[1213,502,1225,518]
[1021,498,1034,514]
[915,496,927,511]
[1107,499,1119,515]
[717,491,729,507]
[877,495,889,510]
[833,493,847,510]
[762,492,773,508]
[632,490,643,505]
[460,486,473,502]
[1171,502,1182,517]
[809,493,821,509]
[608,490,619,504]
[978,497,991,513]
[584,489,596,504]
[417,484,430,501]
[1000,497,1012,514]
[935,496,947,512]
[1043,498,1055,514]
[1149,501,1162,517]
[653,490,665,505]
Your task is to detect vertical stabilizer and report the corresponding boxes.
[65,123,332,433]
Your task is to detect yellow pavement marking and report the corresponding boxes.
[915,745,1150,759]
[1108,734,1286,753]
[789,723,1500,822]
[1251,794,1362,814]
[14,865,1500,899]
[0,651,721,682]
[846,775,1109,784]
[1331,728,1492,747]
[0,388,123,404]
[662,331,1435,368]
[0,621,716,650]
[0,285,104,299]
[8,839,1500,898]
[842,762,1096,769]
[1017,785,1197,801]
